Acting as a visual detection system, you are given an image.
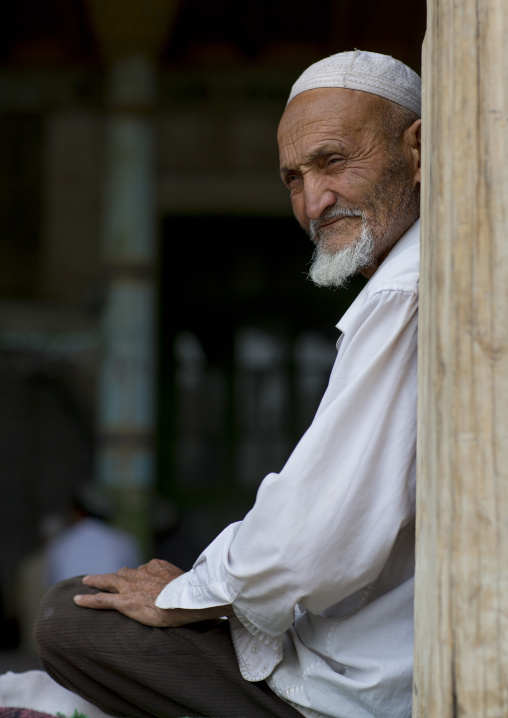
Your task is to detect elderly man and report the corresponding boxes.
[35,50,421,718]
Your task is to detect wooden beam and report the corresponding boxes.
[414,0,508,715]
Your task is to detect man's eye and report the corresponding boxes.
[285,174,300,186]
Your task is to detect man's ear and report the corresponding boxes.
[405,119,421,186]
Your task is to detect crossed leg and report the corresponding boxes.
[34,578,301,718]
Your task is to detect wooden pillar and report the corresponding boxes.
[414,0,508,716]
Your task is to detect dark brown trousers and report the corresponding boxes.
[34,578,302,718]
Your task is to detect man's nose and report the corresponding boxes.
[303,176,336,220]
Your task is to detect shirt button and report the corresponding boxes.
[262,664,269,672]
[251,644,259,653]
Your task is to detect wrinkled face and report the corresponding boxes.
[277,88,420,281]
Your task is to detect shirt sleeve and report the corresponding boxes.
[156,284,418,681]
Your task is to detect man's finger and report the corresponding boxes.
[82,572,124,593]
[74,591,123,610]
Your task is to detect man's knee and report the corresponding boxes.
[34,576,87,659]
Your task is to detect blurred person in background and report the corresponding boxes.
[44,483,142,586]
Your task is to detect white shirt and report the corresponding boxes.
[46,517,142,586]
[157,220,420,718]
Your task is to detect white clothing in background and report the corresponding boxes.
[46,517,142,586]
[0,669,110,718]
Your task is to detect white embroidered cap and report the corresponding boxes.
[287,50,421,117]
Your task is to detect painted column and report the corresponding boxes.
[86,0,178,550]
[97,55,157,550]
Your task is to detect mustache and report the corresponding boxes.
[309,206,363,241]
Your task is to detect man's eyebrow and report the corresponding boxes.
[279,144,347,176]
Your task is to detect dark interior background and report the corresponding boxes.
[0,0,426,652]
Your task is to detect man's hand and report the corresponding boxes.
[74,558,233,628]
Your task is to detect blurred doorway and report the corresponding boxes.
[157,214,365,560]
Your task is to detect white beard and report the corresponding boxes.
[308,225,375,288]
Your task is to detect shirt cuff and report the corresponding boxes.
[154,520,285,681]
[228,614,284,681]
[155,522,241,609]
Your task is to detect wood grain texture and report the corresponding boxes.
[414,0,508,716]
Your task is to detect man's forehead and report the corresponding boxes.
[277,88,382,145]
